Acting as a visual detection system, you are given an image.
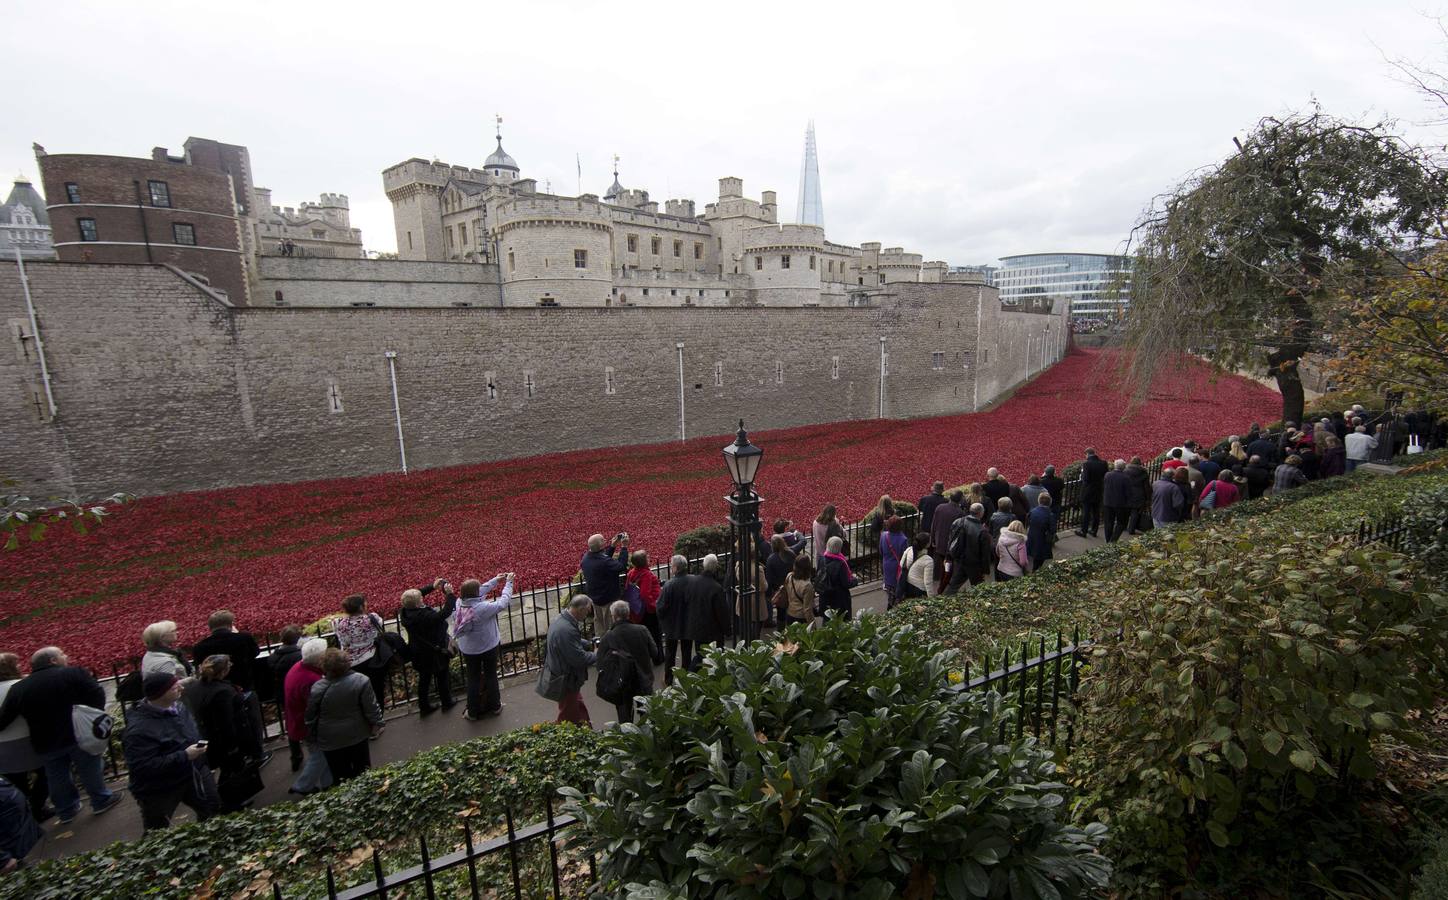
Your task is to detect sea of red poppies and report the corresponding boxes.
[0,349,1279,668]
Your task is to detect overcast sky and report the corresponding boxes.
[4,1,1445,264]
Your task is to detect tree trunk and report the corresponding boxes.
[1272,357,1306,426]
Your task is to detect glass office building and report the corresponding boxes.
[996,253,1131,320]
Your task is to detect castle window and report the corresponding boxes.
[879,274,886,284]
[605,366,616,395]
[523,370,536,398]
[64,182,80,203]
[932,351,945,370]
[172,223,196,246]
[312,229,325,239]
[651,236,661,255]
[327,378,344,413]
[407,232,413,250]
[508,251,515,272]
[775,361,783,385]
[724,290,731,297]
[858,277,864,285]
[754,256,762,271]
[642,288,649,296]
[809,255,816,270]
[274,290,284,303]
[77,218,97,242]
[627,234,638,253]
[714,361,723,387]
[148,180,171,208]
[673,240,682,257]
[574,249,587,268]
[459,224,467,245]
[831,356,840,380]
[670,289,677,296]
[983,349,990,364]
[781,254,791,269]
[485,371,498,401]
[694,242,703,259]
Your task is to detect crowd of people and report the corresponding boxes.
[0,404,1440,868]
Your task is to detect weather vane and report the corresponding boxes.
[495,114,503,141]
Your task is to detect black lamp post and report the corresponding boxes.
[723,420,764,644]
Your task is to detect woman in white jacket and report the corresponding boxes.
[995,520,1032,582]
[899,533,936,600]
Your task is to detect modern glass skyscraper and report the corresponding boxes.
[995,253,1131,320]
[795,121,824,227]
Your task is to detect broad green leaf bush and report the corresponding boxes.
[1401,484,1448,579]
[4,724,600,900]
[563,615,1112,899]
[1072,525,1448,894]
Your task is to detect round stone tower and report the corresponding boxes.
[495,196,614,306]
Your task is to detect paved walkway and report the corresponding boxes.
[34,531,1113,862]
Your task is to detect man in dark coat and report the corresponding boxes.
[917,482,946,532]
[1026,494,1056,571]
[981,469,1011,511]
[928,491,966,593]
[1124,456,1151,534]
[679,555,731,669]
[536,598,597,726]
[815,537,858,620]
[0,648,117,824]
[266,626,305,770]
[946,504,994,593]
[581,533,630,638]
[1077,449,1109,538]
[1101,459,1133,543]
[400,579,458,715]
[191,610,263,692]
[655,556,692,685]
[1246,432,1278,464]
[596,600,664,724]
[1040,466,1065,515]
[1242,455,1273,500]
[123,673,217,832]
[0,776,40,873]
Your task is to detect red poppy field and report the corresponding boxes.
[0,349,1280,668]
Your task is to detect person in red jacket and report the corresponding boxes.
[283,639,332,794]
[1199,471,1242,513]
[625,551,663,656]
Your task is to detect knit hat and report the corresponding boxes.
[143,671,179,700]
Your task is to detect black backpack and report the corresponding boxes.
[596,648,637,704]
[116,670,143,704]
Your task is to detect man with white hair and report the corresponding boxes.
[595,600,663,724]
[537,595,598,726]
[681,554,731,668]
[581,533,630,637]
[283,638,333,794]
[981,467,1010,512]
[1344,424,1381,472]
[1101,459,1133,543]
[0,648,117,823]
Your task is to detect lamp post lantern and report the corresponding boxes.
[723,420,765,644]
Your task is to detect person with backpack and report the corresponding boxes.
[774,554,817,627]
[0,647,118,824]
[400,579,458,716]
[879,516,909,609]
[995,520,1032,582]
[816,536,858,620]
[536,596,598,726]
[453,575,518,721]
[183,655,262,812]
[946,504,994,593]
[623,552,663,656]
[596,600,663,724]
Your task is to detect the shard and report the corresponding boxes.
[795,120,824,227]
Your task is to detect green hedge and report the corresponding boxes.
[6,724,600,900]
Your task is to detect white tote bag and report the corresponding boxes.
[1407,435,1424,455]
[71,704,114,756]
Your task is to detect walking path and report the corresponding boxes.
[32,531,1108,862]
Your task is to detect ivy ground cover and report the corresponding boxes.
[0,350,1279,667]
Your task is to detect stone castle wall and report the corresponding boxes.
[256,256,501,307]
[0,261,1066,498]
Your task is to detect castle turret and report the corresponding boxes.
[484,115,519,185]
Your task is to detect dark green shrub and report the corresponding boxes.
[1074,525,1448,893]
[1413,828,1448,900]
[1401,483,1448,579]
[8,724,601,900]
[674,524,732,558]
[564,616,1111,899]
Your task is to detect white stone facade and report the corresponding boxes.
[383,132,945,308]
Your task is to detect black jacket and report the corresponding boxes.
[816,555,855,613]
[764,550,795,598]
[918,492,946,532]
[0,779,39,866]
[1246,437,1277,464]
[1080,455,1109,500]
[1242,462,1273,499]
[1102,469,1133,508]
[1040,475,1066,510]
[680,573,731,643]
[982,479,1011,511]
[596,621,663,699]
[267,643,302,706]
[949,515,994,570]
[191,630,262,692]
[0,662,105,755]
[987,511,1015,542]
[183,679,245,767]
[122,701,205,798]
[400,585,457,667]
[1125,464,1150,507]
[656,575,690,638]
[580,544,629,606]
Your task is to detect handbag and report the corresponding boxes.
[368,614,396,667]
[1407,435,1424,455]
[771,583,790,610]
[72,704,114,756]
